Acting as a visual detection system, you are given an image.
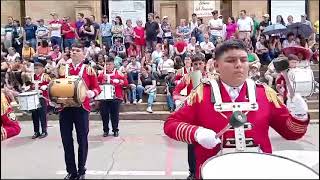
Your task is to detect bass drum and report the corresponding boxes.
[49,77,88,107]
[288,67,315,97]
[201,152,319,179]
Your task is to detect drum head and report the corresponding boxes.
[76,79,88,103]
[201,152,319,179]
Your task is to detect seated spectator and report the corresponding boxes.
[110,38,126,56]
[164,69,176,112]
[21,41,35,61]
[8,57,23,90]
[282,32,296,48]
[157,53,174,79]
[45,56,57,78]
[200,34,215,61]
[49,45,62,63]
[57,52,72,67]
[109,51,123,70]
[256,35,272,65]
[6,47,20,63]
[173,56,184,70]
[248,63,260,82]
[194,44,205,60]
[269,35,282,59]
[162,38,174,59]
[141,50,152,69]
[119,58,130,104]
[1,43,8,58]
[127,55,141,104]
[126,42,137,58]
[21,59,34,89]
[151,43,163,66]
[36,40,51,57]
[215,36,224,48]
[85,40,101,60]
[264,58,278,86]
[206,58,219,79]
[187,36,198,54]
[93,53,105,73]
[247,47,261,69]
[174,36,188,60]
[136,66,157,113]
[296,34,309,48]
[311,42,319,64]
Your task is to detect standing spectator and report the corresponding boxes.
[275,15,286,26]
[196,18,206,43]
[4,16,15,49]
[145,13,159,51]
[21,41,35,60]
[35,19,49,47]
[23,16,37,50]
[61,16,77,49]
[99,15,113,49]
[123,19,134,50]
[258,14,271,38]
[164,69,176,112]
[137,67,157,113]
[200,34,215,61]
[127,55,141,104]
[36,40,51,57]
[256,35,271,65]
[189,13,198,33]
[287,15,294,26]
[314,20,319,42]
[12,20,24,55]
[49,45,62,63]
[133,19,146,58]
[111,16,124,43]
[161,16,173,45]
[174,36,188,60]
[176,19,191,43]
[250,14,260,51]
[237,10,253,40]
[89,15,100,41]
[75,13,85,36]
[79,18,95,47]
[155,15,163,43]
[301,14,312,27]
[48,12,63,49]
[208,10,223,45]
[282,32,296,48]
[162,38,175,59]
[226,16,238,40]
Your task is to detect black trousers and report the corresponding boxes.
[188,144,196,175]
[31,97,47,133]
[99,99,122,133]
[59,107,89,175]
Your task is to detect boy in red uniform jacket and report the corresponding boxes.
[97,57,128,137]
[164,40,310,178]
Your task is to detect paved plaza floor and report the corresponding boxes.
[1,121,319,179]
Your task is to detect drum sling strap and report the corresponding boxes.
[208,79,259,152]
[65,63,86,78]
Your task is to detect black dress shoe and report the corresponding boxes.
[77,174,85,180]
[64,173,78,179]
[39,132,48,139]
[103,132,109,137]
[113,131,119,137]
[186,172,195,180]
[32,132,40,139]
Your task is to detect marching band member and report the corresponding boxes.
[1,90,21,141]
[30,58,51,139]
[172,54,206,180]
[97,56,128,137]
[57,42,101,180]
[164,40,310,179]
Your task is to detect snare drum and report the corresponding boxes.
[95,84,115,100]
[288,67,315,97]
[49,77,88,107]
[18,91,40,111]
[201,152,319,179]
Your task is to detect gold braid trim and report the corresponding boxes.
[86,65,97,76]
[186,83,204,106]
[1,92,9,116]
[263,84,283,108]
[43,73,51,81]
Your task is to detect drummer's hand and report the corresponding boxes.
[287,93,308,121]
[40,85,48,91]
[195,127,221,149]
[112,79,120,84]
[86,90,95,98]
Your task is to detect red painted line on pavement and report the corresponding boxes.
[165,138,174,176]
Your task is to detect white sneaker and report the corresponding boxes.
[146,106,153,113]
[133,100,137,104]
[138,99,143,103]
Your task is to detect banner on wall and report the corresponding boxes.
[271,0,306,25]
[109,0,146,26]
[193,0,216,17]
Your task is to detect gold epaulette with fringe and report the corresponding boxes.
[263,83,283,108]
[43,73,51,81]
[183,74,191,85]
[186,83,204,106]
[86,65,97,76]
[1,91,9,116]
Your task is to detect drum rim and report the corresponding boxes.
[18,91,39,96]
[200,151,319,178]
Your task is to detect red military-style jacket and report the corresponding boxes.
[31,72,51,104]
[1,91,21,141]
[97,69,128,100]
[164,80,310,178]
[58,62,101,112]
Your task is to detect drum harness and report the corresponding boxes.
[32,73,45,98]
[208,78,262,155]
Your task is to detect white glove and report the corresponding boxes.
[40,85,48,91]
[86,90,95,99]
[112,79,120,84]
[287,93,308,121]
[194,127,221,149]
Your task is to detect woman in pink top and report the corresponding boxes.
[133,20,146,58]
[49,45,62,63]
[226,16,238,40]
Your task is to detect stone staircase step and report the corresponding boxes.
[142,94,167,102]
[307,100,319,109]
[309,109,319,120]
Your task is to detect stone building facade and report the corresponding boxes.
[1,0,319,28]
